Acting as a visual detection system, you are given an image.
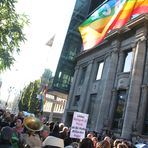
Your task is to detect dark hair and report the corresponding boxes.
[42,146,61,148]
[49,121,55,131]
[0,126,13,141]
[79,138,94,148]
[16,117,24,123]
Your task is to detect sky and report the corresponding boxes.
[0,0,76,102]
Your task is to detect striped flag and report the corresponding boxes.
[43,86,48,104]
[39,93,44,112]
[39,86,48,112]
[79,0,148,50]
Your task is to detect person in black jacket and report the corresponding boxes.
[49,123,60,138]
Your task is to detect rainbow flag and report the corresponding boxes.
[39,93,44,112]
[39,86,48,112]
[79,0,148,50]
[43,86,48,104]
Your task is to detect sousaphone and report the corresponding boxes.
[23,116,43,132]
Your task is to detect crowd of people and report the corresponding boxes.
[0,109,144,148]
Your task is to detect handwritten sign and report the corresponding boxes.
[70,112,88,139]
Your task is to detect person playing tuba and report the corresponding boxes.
[20,116,43,148]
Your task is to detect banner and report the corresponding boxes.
[79,0,148,50]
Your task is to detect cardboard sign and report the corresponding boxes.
[70,112,88,139]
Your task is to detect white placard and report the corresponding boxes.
[70,112,88,139]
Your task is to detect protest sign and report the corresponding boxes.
[70,112,88,139]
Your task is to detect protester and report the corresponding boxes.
[117,142,129,148]
[20,116,42,148]
[79,137,94,148]
[0,126,13,148]
[0,108,141,148]
[40,125,50,141]
[65,142,79,148]
[49,122,60,138]
[59,126,69,140]
[42,135,64,148]
[103,136,111,148]
[11,117,24,148]
[92,136,98,148]
[87,132,94,140]
[59,123,65,132]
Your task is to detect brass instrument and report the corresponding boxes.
[23,116,43,132]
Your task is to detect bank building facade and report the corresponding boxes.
[63,14,148,140]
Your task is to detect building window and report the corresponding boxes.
[95,61,104,80]
[54,71,71,90]
[62,73,71,88]
[73,95,80,106]
[58,71,62,78]
[123,50,133,72]
[87,94,97,127]
[79,67,87,85]
[112,90,126,130]
[65,46,77,61]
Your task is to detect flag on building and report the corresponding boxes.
[79,0,148,50]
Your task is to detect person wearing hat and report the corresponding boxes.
[20,116,43,148]
[42,135,64,148]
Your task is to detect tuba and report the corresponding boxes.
[23,116,43,132]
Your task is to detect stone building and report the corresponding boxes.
[64,14,148,140]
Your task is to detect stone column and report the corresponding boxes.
[116,51,125,73]
[95,42,119,132]
[108,89,118,129]
[135,85,148,133]
[63,66,79,122]
[121,38,147,139]
[80,60,93,112]
[66,66,79,108]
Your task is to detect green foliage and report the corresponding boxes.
[19,69,54,114]
[0,0,29,72]
[41,68,52,86]
[18,80,40,115]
